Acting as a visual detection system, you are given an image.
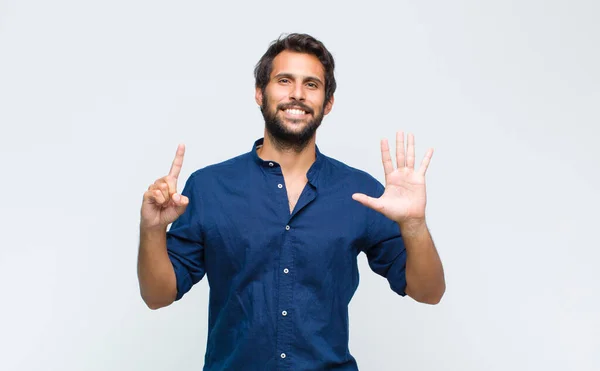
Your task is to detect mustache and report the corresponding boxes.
[278,102,313,114]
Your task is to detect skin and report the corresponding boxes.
[253,51,444,304]
[254,51,333,180]
[137,144,188,309]
[137,50,445,309]
[352,132,446,304]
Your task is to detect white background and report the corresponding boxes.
[1,0,598,370]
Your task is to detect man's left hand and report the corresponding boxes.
[352,131,433,225]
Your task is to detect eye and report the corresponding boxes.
[279,78,290,84]
[306,82,318,88]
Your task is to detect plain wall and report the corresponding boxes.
[1,0,598,370]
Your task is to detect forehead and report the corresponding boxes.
[270,50,325,81]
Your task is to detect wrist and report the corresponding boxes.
[140,223,168,237]
[398,218,427,238]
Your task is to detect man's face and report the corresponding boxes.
[256,50,334,151]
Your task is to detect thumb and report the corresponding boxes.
[352,193,382,211]
[172,193,189,215]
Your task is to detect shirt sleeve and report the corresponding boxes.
[166,172,206,301]
[361,180,407,297]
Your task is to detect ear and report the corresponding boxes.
[255,87,264,107]
[323,95,335,115]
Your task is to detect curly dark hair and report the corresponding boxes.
[254,33,337,105]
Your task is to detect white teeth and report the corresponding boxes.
[285,109,306,115]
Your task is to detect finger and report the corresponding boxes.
[352,193,384,212]
[143,189,154,203]
[168,143,185,179]
[406,133,415,169]
[164,175,178,197]
[418,148,434,176]
[396,131,405,168]
[172,193,189,207]
[381,139,394,176]
[155,189,168,205]
[147,189,166,206]
[153,180,170,202]
[174,194,189,215]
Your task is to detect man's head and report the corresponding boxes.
[254,33,336,152]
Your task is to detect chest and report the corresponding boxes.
[285,179,308,213]
[200,185,367,278]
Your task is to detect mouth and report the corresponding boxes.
[280,106,312,119]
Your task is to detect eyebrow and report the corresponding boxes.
[273,73,324,86]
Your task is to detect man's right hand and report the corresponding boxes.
[140,144,190,231]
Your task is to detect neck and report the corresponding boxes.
[257,131,316,177]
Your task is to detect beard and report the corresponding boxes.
[260,92,325,153]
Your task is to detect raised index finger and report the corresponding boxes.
[169,143,185,179]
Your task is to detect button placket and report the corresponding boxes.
[278,184,294,366]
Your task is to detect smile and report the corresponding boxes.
[284,108,307,115]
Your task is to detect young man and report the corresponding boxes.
[138,33,445,370]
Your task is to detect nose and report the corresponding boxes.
[289,82,306,101]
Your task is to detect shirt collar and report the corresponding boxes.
[251,137,325,187]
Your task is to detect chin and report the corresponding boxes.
[278,115,307,127]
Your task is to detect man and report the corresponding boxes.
[137,33,445,370]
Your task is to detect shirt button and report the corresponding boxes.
[283,268,289,274]
[280,353,286,359]
[282,310,287,316]
[269,162,274,167]
[277,183,283,189]
[285,225,290,231]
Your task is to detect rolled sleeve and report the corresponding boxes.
[362,181,407,296]
[166,173,206,301]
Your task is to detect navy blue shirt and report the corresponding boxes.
[166,138,407,370]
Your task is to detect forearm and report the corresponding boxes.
[137,227,177,309]
[400,220,445,304]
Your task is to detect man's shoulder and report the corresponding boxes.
[322,154,383,190]
[186,151,251,183]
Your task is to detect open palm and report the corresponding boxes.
[352,131,433,224]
